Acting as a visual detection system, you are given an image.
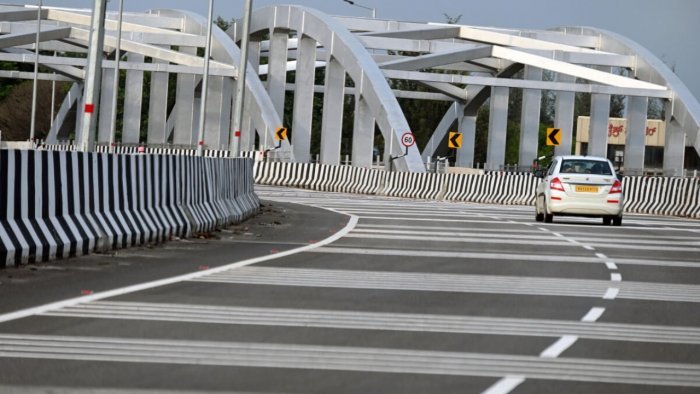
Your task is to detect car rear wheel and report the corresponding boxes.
[602,217,612,226]
[535,197,544,222]
[543,202,553,223]
[612,216,622,226]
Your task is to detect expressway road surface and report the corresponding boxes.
[1,185,700,393]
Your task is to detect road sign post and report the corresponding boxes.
[389,132,415,172]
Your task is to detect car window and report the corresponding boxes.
[547,160,558,176]
[560,159,612,175]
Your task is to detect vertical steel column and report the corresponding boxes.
[320,56,345,165]
[663,100,685,176]
[519,66,542,167]
[351,93,374,167]
[456,113,476,168]
[486,86,509,171]
[121,52,144,144]
[240,40,260,150]
[554,73,576,156]
[173,47,197,146]
[267,29,288,117]
[77,0,107,151]
[588,93,612,157]
[624,96,648,173]
[239,94,255,150]
[147,61,170,145]
[97,68,115,143]
[291,35,316,163]
[203,77,230,149]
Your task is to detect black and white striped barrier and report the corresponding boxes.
[0,150,258,267]
[253,162,700,219]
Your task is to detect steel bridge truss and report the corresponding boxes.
[1,4,699,173]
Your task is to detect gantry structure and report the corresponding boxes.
[1,4,699,173]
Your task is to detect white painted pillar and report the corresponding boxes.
[486,86,509,170]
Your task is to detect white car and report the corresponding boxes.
[534,155,624,225]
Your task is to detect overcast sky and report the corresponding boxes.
[8,0,700,100]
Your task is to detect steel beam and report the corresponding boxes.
[352,93,375,167]
[624,96,648,173]
[147,58,169,145]
[320,56,345,165]
[267,29,289,117]
[291,35,316,162]
[519,66,542,166]
[121,52,144,144]
[456,113,477,168]
[554,73,576,156]
[588,92,612,157]
[486,86,509,170]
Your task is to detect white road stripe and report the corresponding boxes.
[596,253,608,259]
[42,301,700,344]
[2,334,700,386]
[343,233,570,246]
[540,335,578,358]
[313,246,700,269]
[580,307,606,322]
[481,376,526,394]
[193,267,700,303]
[611,273,622,282]
[606,262,619,270]
[604,288,620,300]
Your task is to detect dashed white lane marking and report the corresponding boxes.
[596,253,608,260]
[611,273,623,282]
[603,287,620,300]
[537,227,548,232]
[583,245,595,251]
[606,262,619,270]
[581,307,606,322]
[481,376,526,394]
[539,335,579,358]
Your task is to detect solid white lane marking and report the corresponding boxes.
[603,287,620,300]
[581,307,606,322]
[539,335,578,358]
[606,262,619,270]
[481,376,526,394]
[611,273,622,282]
[0,212,359,324]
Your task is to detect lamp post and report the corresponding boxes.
[196,0,215,156]
[29,0,42,144]
[230,0,253,157]
[342,0,376,18]
[109,0,124,153]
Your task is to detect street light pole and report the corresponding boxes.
[341,0,376,18]
[29,0,42,144]
[230,0,253,157]
[109,0,124,153]
[196,0,215,157]
[77,0,108,152]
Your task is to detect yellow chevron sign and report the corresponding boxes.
[448,132,463,149]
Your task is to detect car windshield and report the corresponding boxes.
[560,159,612,175]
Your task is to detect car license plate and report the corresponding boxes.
[575,185,598,193]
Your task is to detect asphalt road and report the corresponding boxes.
[1,185,700,393]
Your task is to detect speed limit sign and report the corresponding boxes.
[401,132,416,147]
